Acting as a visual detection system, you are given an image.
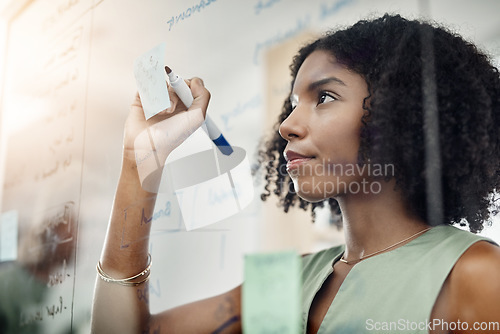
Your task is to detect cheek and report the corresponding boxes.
[318,117,362,162]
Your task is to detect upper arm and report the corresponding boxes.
[448,241,500,329]
[148,285,242,334]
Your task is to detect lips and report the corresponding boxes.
[284,150,314,171]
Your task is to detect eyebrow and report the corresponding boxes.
[290,76,347,104]
[308,77,347,91]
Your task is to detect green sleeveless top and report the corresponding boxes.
[300,225,496,333]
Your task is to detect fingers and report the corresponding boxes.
[165,84,181,113]
[188,77,211,119]
[131,92,143,108]
[153,76,211,117]
[129,92,147,122]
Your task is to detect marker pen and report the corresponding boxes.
[165,66,233,156]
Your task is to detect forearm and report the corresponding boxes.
[102,155,158,265]
[91,79,211,333]
[91,156,161,333]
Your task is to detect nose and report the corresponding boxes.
[279,106,307,141]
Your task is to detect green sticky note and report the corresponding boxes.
[243,250,301,333]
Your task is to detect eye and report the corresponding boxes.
[317,92,336,105]
[289,95,298,111]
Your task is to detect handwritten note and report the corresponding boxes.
[221,94,262,131]
[253,16,310,65]
[134,43,171,120]
[254,0,281,15]
[166,0,217,32]
[319,0,355,20]
[19,296,68,327]
[243,250,301,333]
[0,210,18,261]
[37,202,74,248]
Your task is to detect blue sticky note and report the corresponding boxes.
[243,250,302,333]
[133,43,171,119]
[0,210,18,262]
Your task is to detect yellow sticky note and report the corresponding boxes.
[243,250,301,333]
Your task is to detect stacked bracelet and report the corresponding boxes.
[96,254,152,286]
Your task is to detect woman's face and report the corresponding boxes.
[279,50,369,202]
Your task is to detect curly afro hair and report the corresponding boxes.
[257,14,500,233]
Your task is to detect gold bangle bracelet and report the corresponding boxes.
[96,254,152,286]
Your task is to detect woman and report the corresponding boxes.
[91,14,500,333]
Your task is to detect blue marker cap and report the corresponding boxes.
[212,134,233,156]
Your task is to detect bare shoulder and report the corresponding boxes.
[447,240,500,324]
[453,240,500,278]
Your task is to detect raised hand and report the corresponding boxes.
[123,78,211,191]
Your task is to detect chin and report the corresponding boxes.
[292,176,339,202]
[296,192,327,203]
[292,179,335,202]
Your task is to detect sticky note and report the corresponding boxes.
[0,210,18,262]
[133,43,171,119]
[243,250,301,333]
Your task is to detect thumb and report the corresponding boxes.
[188,77,211,119]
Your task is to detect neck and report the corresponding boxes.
[336,178,430,262]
